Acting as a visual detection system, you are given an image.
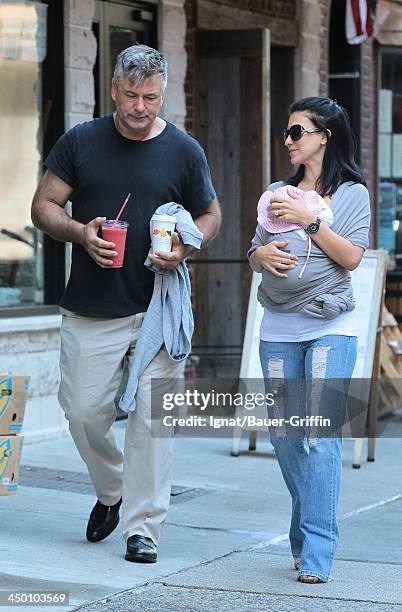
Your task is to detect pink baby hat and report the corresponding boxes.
[257,185,333,234]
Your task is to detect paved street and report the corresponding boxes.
[1,423,401,611]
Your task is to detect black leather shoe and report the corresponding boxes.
[125,535,157,563]
[86,498,122,542]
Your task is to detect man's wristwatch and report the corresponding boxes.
[305,217,321,234]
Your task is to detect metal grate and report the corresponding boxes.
[19,465,208,504]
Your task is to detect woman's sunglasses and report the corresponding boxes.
[283,124,323,142]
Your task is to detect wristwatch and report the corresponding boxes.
[305,217,321,234]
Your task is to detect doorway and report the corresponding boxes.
[328,0,361,159]
[192,29,270,374]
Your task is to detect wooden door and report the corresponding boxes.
[192,29,270,371]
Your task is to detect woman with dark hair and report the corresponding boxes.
[248,97,370,583]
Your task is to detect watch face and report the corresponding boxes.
[307,221,320,233]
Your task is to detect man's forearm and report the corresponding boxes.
[182,213,220,258]
[32,200,84,245]
[185,201,221,256]
[195,213,220,247]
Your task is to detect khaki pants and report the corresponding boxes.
[58,309,184,544]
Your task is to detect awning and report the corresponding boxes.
[375,0,402,45]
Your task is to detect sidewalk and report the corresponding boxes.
[1,423,402,611]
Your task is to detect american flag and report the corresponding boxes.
[346,0,374,44]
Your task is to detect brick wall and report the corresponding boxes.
[64,0,97,130]
[205,0,295,17]
[159,0,188,130]
[184,0,197,134]
[360,39,377,243]
[319,0,329,95]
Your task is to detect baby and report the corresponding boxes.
[252,185,355,319]
[257,185,333,279]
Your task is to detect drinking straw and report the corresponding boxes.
[114,193,131,224]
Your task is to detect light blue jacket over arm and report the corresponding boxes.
[119,202,203,413]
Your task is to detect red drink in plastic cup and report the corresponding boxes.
[101,220,129,268]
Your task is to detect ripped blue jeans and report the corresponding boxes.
[259,335,357,582]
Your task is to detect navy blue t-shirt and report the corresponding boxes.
[44,115,216,317]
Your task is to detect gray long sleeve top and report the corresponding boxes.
[119,203,203,413]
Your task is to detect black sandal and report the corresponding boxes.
[298,575,324,584]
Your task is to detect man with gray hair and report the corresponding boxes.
[31,45,221,563]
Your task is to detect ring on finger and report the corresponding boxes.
[274,210,280,217]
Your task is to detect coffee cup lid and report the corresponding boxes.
[151,214,176,223]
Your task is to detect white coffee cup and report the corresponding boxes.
[150,214,176,253]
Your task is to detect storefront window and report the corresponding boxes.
[0,1,47,309]
[378,50,402,262]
